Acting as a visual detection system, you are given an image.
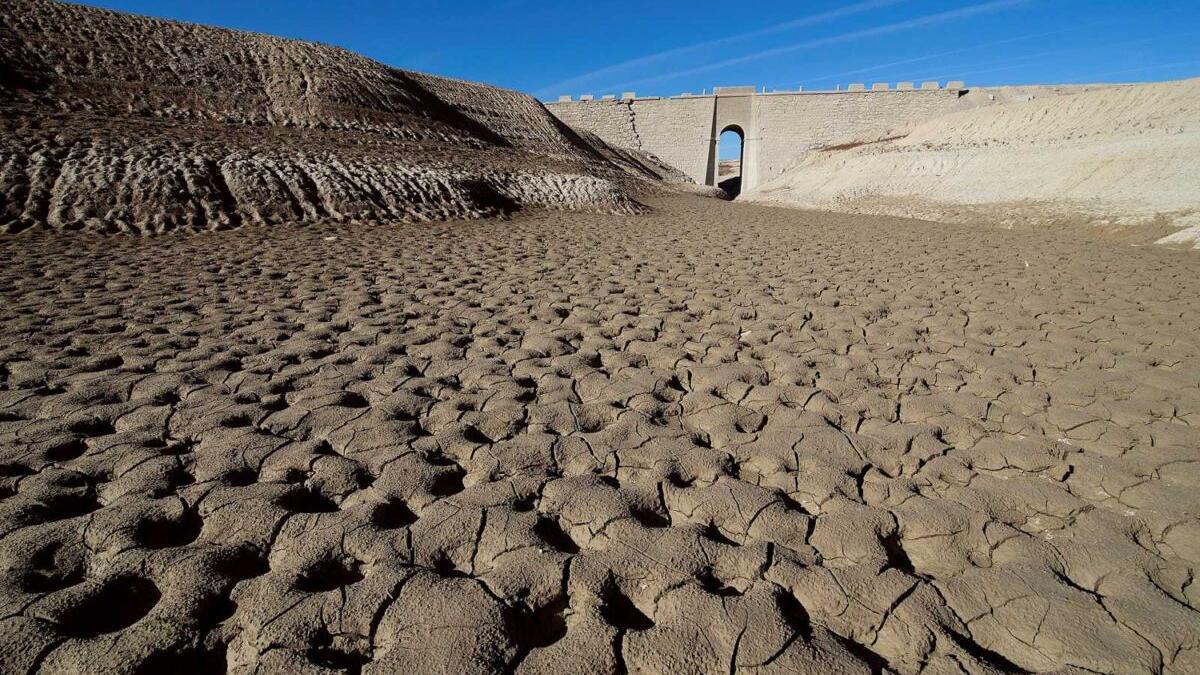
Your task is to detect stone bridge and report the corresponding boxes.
[547,82,967,193]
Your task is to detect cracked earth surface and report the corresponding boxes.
[1,195,1198,674]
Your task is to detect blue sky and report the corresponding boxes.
[84,0,1199,100]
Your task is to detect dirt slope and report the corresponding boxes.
[0,0,680,234]
[743,79,1200,247]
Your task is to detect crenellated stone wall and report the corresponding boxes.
[547,84,969,191]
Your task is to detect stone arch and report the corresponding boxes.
[717,124,745,198]
[706,88,756,191]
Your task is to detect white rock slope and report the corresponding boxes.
[743,79,1200,247]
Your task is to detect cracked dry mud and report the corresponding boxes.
[1,195,1198,674]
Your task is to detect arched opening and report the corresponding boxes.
[717,125,744,198]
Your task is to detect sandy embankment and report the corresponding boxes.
[742,79,1200,247]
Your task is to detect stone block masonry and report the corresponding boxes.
[548,83,968,191]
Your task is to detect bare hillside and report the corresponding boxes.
[743,79,1200,247]
[0,0,680,233]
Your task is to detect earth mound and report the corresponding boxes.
[0,0,680,234]
[742,79,1200,247]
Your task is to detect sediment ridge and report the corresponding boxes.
[0,0,680,234]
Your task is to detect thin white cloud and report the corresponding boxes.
[801,25,1079,86]
[535,0,906,96]
[909,46,1094,82]
[908,30,1200,83]
[1078,58,1200,81]
[591,0,1033,93]
[799,7,1188,89]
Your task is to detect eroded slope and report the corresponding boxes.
[0,0,672,233]
[743,79,1200,247]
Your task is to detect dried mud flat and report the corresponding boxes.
[1,195,1198,674]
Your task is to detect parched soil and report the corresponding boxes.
[1,195,1197,673]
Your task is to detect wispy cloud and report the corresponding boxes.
[907,30,1200,83]
[800,24,1083,86]
[1077,59,1200,81]
[588,0,1033,93]
[798,5,1187,89]
[535,0,905,96]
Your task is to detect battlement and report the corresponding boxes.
[547,80,974,193]
[550,81,966,103]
